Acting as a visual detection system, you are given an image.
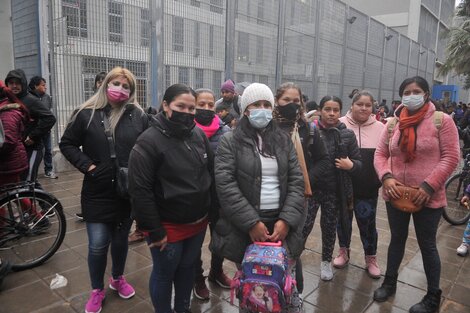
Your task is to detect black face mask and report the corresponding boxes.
[277,102,300,121]
[169,110,195,129]
[195,109,216,126]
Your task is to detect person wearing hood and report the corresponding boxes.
[314,96,362,281]
[192,88,231,300]
[373,76,459,313]
[28,76,57,179]
[334,91,384,279]
[215,79,242,124]
[5,69,56,182]
[128,84,213,313]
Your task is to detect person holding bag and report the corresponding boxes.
[373,76,460,313]
[60,67,150,313]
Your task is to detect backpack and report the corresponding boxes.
[386,111,444,144]
[231,241,295,313]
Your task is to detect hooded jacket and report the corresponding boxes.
[5,70,56,148]
[340,112,384,198]
[374,103,460,208]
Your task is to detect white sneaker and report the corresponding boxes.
[320,261,333,281]
[457,243,469,256]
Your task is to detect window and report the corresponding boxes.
[178,67,189,85]
[83,77,95,99]
[237,32,250,62]
[257,0,264,25]
[213,71,222,93]
[62,0,87,38]
[210,0,223,14]
[190,0,201,7]
[173,16,184,52]
[141,8,150,47]
[256,36,264,64]
[194,22,200,56]
[136,79,147,106]
[82,57,107,74]
[209,25,214,57]
[109,1,123,43]
[195,69,204,89]
[165,66,171,89]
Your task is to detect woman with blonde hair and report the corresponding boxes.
[60,67,151,313]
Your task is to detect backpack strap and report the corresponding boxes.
[386,111,444,145]
[386,117,398,145]
[433,111,444,130]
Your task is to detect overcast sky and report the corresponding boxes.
[456,0,463,7]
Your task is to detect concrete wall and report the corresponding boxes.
[342,0,411,16]
[0,0,14,77]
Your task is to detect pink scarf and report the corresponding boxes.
[195,116,220,138]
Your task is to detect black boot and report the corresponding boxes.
[409,289,441,313]
[373,274,397,302]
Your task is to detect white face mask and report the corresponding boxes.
[248,108,272,129]
[402,94,425,111]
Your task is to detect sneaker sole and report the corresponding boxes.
[192,287,210,301]
[332,261,349,269]
[208,277,230,289]
[457,251,468,257]
[366,269,381,279]
[85,298,105,313]
[109,284,135,299]
[320,275,333,281]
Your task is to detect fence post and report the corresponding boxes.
[339,5,350,101]
[362,17,370,90]
[392,35,401,101]
[312,0,321,102]
[150,0,164,108]
[275,0,286,88]
[47,0,59,146]
[224,0,236,80]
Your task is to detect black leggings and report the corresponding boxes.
[385,203,442,292]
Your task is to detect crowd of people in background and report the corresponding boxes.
[1,68,468,313]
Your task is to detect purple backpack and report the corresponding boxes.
[231,241,295,313]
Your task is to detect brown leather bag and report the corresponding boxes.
[390,185,423,213]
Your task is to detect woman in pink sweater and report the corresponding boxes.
[373,76,459,313]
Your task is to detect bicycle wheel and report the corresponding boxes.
[0,190,66,271]
[444,173,470,225]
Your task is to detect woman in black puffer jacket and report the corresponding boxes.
[313,96,362,282]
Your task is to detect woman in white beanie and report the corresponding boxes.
[210,83,305,312]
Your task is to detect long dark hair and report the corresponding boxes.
[398,76,430,99]
[234,115,289,158]
[319,95,343,111]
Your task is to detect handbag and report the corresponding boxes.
[101,111,129,199]
[390,185,423,213]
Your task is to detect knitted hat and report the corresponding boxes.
[240,83,274,113]
[221,79,235,93]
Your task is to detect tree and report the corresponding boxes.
[438,0,470,87]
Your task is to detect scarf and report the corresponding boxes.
[195,115,220,138]
[398,103,429,163]
[291,122,312,197]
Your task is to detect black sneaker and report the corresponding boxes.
[0,259,11,289]
[44,172,58,179]
[75,213,84,221]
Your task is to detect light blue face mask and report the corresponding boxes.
[248,108,273,129]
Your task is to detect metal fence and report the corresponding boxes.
[46,0,438,141]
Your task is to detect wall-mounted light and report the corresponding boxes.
[385,34,393,41]
[347,16,357,24]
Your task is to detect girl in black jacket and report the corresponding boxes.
[128,84,213,313]
[60,67,149,313]
[314,96,362,281]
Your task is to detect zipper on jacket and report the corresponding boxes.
[183,140,191,151]
[358,125,362,148]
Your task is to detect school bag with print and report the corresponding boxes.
[231,241,295,313]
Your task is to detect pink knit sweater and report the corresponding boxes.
[374,103,460,208]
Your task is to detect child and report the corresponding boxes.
[457,187,470,256]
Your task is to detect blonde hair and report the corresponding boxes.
[69,67,143,135]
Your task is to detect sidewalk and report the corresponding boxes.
[1,171,469,313]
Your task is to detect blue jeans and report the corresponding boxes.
[148,229,206,313]
[86,218,132,290]
[42,133,53,173]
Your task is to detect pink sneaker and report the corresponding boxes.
[365,255,381,279]
[85,289,105,313]
[109,276,135,299]
[333,247,350,268]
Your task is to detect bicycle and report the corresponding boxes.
[0,181,66,271]
[444,153,470,225]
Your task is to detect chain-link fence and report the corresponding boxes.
[43,0,438,141]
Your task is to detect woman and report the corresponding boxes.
[60,67,149,313]
[192,88,231,300]
[210,83,305,313]
[128,84,212,313]
[273,82,329,293]
[314,96,362,281]
[373,76,459,313]
[335,91,384,278]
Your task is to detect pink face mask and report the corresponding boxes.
[107,84,130,103]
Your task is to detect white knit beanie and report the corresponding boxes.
[240,83,275,113]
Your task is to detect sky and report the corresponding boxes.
[456,0,463,7]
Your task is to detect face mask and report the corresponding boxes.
[248,109,272,129]
[107,85,130,103]
[169,110,195,129]
[402,94,425,111]
[277,102,300,121]
[195,109,216,125]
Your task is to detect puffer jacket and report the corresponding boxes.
[317,121,363,192]
[207,116,231,153]
[374,102,460,208]
[210,128,306,263]
[0,101,28,176]
[340,113,384,198]
[60,104,150,223]
[5,70,55,148]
